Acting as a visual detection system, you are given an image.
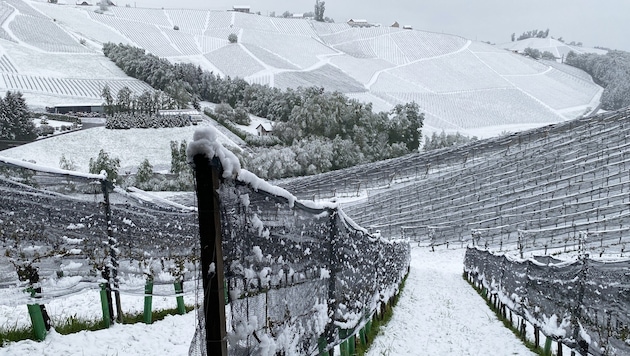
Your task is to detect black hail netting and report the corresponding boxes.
[0,160,198,307]
[464,247,630,355]
[190,175,410,355]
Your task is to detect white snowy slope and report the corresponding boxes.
[0,121,241,173]
[0,312,196,356]
[0,248,534,356]
[0,0,603,137]
[366,248,535,356]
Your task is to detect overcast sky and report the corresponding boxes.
[124,0,629,51]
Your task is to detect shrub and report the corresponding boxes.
[135,159,153,185]
[88,149,120,182]
[228,33,238,43]
[36,124,54,137]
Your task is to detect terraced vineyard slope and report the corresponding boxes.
[0,0,603,136]
[280,107,630,258]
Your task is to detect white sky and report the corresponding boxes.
[123,0,629,51]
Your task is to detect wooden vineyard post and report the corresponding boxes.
[193,154,227,356]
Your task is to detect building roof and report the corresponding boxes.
[233,5,250,10]
[158,109,201,115]
[348,19,368,23]
[256,123,273,131]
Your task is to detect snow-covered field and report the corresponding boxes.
[0,248,534,356]
[0,0,603,137]
[0,121,239,173]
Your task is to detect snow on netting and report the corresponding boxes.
[464,247,630,355]
[187,127,410,355]
[0,157,198,307]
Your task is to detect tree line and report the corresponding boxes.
[101,85,178,116]
[565,50,630,110]
[102,42,425,179]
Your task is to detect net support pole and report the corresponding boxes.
[101,179,123,323]
[193,154,228,356]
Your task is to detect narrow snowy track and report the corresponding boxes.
[366,247,535,356]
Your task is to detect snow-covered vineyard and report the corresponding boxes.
[0,0,601,135]
[278,106,630,355]
[1,107,629,354]
[0,128,410,355]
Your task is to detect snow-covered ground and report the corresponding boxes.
[0,247,533,355]
[366,248,534,356]
[0,122,240,173]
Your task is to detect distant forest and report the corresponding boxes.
[102,43,424,179]
[565,50,630,110]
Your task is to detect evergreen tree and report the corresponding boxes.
[0,91,36,142]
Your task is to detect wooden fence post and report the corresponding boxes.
[193,154,228,355]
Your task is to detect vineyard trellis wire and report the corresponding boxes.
[464,247,630,356]
[187,127,410,355]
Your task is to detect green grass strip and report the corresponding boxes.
[463,272,549,356]
[0,305,195,347]
[355,272,409,356]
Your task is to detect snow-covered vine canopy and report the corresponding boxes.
[189,127,410,355]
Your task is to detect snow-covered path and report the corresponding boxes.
[366,247,535,356]
[0,248,534,355]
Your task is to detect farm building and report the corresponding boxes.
[256,123,273,136]
[47,105,104,114]
[232,5,250,13]
[347,19,372,27]
[158,109,203,123]
[391,21,400,28]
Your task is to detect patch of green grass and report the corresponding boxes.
[463,272,549,356]
[0,305,195,347]
[55,316,108,335]
[122,305,194,324]
[355,273,408,356]
[0,325,34,347]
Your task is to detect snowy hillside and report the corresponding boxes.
[0,0,603,137]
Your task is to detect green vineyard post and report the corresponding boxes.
[359,327,367,346]
[99,283,111,328]
[143,277,154,324]
[174,280,186,315]
[543,336,552,356]
[340,329,349,356]
[26,290,47,342]
[349,334,356,355]
[318,335,328,356]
